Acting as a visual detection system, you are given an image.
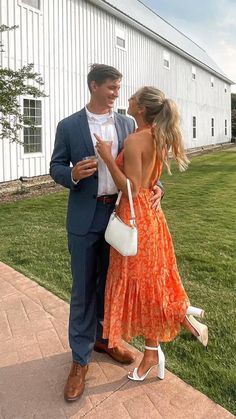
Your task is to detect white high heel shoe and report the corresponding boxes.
[128,345,165,381]
[186,306,205,318]
[186,315,208,347]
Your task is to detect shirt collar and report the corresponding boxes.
[85,106,114,123]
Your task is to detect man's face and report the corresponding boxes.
[90,78,121,109]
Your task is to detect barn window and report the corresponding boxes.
[116,28,126,50]
[225,120,227,135]
[117,108,127,115]
[211,118,215,137]
[21,0,40,9]
[193,116,197,138]
[211,76,214,87]
[163,51,170,69]
[23,99,42,154]
[224,84,227,93]
[192,66,196,80]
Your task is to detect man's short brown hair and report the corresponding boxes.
[87,64,122,92]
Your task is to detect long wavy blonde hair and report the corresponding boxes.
[134,86,189,173]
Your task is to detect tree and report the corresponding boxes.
[231,94,236,138]
[232,109,236,138]
[0,24,46,142]
[231,93,236,110]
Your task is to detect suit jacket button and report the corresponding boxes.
[93,194,97,199]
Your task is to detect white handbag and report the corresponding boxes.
[105,179,138,256]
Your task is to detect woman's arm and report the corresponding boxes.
[95,134,141,197]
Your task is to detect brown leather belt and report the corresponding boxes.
[96,194,118,204]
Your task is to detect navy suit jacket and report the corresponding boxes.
[50,108,136,235]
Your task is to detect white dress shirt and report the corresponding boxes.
[85,107,119,196]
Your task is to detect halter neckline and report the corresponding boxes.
[135,124,152,133]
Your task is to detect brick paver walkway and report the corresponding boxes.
[0,262,234,419]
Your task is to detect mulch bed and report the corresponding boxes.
[0,182,64,203]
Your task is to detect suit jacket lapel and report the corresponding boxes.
[77,108,95,156]
[114,113,125,153]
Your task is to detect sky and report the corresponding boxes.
[142,0,236,93]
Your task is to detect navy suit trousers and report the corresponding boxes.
[68,200,115,366]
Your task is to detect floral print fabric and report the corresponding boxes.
[103,150,189,348]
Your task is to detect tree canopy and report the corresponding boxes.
[231,93,236,110]
[231,94,236,138]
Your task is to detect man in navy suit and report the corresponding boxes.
[50,64,162,402]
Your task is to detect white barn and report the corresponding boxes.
[0,0,233,182]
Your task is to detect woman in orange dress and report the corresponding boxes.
[95,86,208,381]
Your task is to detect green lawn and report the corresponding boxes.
[0,149,236,414]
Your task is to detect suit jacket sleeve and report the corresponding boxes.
[50,121,79,190]
[157,179,164,196]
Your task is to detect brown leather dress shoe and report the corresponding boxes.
[94,340,136,364]
[64,361,88,402]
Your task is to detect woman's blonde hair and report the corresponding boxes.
[134,86,189,173]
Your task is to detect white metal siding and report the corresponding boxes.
[0,0,232,182]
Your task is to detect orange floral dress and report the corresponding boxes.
[103,147,189,348]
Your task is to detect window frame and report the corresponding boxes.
[117,107,127,116]
[192,66,196,80]
[192,116,197,139]
[211,117,215,137]
[115,27,126,51]
[18,0,41,13]
[163,50,170,70]
[21,97,44,158]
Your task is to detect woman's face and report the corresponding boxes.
[127,95,139,117]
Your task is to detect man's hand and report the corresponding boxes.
[150,185,162,210]
[72,159,98,182]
